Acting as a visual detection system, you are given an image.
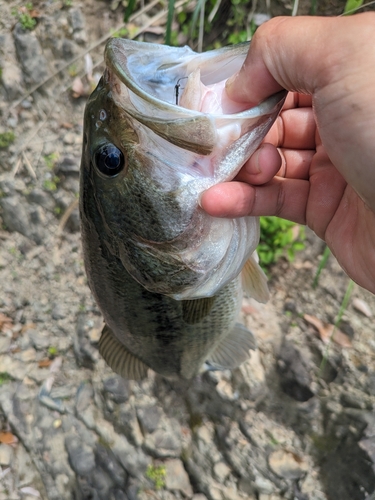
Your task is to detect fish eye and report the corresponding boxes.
[94,144,125,177]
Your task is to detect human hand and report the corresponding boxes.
[201,14,375,294]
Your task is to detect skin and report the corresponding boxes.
[200,14,375,294]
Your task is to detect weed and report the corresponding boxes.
[12,4,37,31]
[44,152,59,170]
[68,64,78,77]
[319,279,354,375]
[111,27,129,38]
[0,131,15,149]
[146,464,166,490]
[43,176,60,192]
[258,216,305,270]
[48,346,58,358]
[344,0,364,14]
[0,372,13,385]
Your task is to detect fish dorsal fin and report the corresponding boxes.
[182,297,216,324]
[242,253,270,303]
[99,325,148,380]
[179,69,203,111]
[206,323,257,370]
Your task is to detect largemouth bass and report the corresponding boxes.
[80,39,286,380]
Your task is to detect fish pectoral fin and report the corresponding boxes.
[182,297,216,324]
[206,323,257,370]
[99,324,148,380]
[241,253,270,303]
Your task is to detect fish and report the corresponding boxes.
[79,38,286,380]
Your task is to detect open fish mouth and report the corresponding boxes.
[104,38,287,163]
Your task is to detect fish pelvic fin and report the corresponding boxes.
[99,324,148,380]
[182,296,216,324]
[241,252,270,303]
[206,323,257,371]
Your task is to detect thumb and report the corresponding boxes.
[226,15,358,104]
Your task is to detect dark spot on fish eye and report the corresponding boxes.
[94,144,125,177]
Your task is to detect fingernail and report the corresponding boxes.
[245,147,262,174]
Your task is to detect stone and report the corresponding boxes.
[165,459,193,497]
[0,443,13,466]
[0,62,24,100]
[74,313,98,369]
[75,382,94,413]
[143,421,182,458]
[268,450,308,480]
[0,197,46,244]
[28,330,50,350]
[27,190,55,212]
[65,435,95,476]
[95,443,127,488]
[56,156,80,176]
[103,376,129,404]
[213,461,231,482]
[13,24,49,86]
[277,341,314,402]
[136,405,163,434]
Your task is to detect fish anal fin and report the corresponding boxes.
[182,297,216,324]
[99,324,148,380]
[206,323,257,370]
[242,253,269,303]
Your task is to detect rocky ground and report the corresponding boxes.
[1,1,375,500]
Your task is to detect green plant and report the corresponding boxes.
[312,245,331,288]
[48,346,58,358]
[319,279,354,374]
[0,372,13,385]
[258,216,305,270]
[12,4,37,31]
[0,132,15,149]
[343,0,364,14]
[146,464,166,490]
[43,176,60,191]
[44,152,59,170]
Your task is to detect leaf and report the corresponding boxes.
[304,314,352,348]
[0,313,13,332]
[165,0,176,46]
[38,359,52,368]
[0,431,18,445]
[353,298,372,318]
[343,0,363,14]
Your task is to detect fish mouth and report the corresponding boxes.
[104,38,287,156]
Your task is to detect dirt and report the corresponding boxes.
[1,1,375,500]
